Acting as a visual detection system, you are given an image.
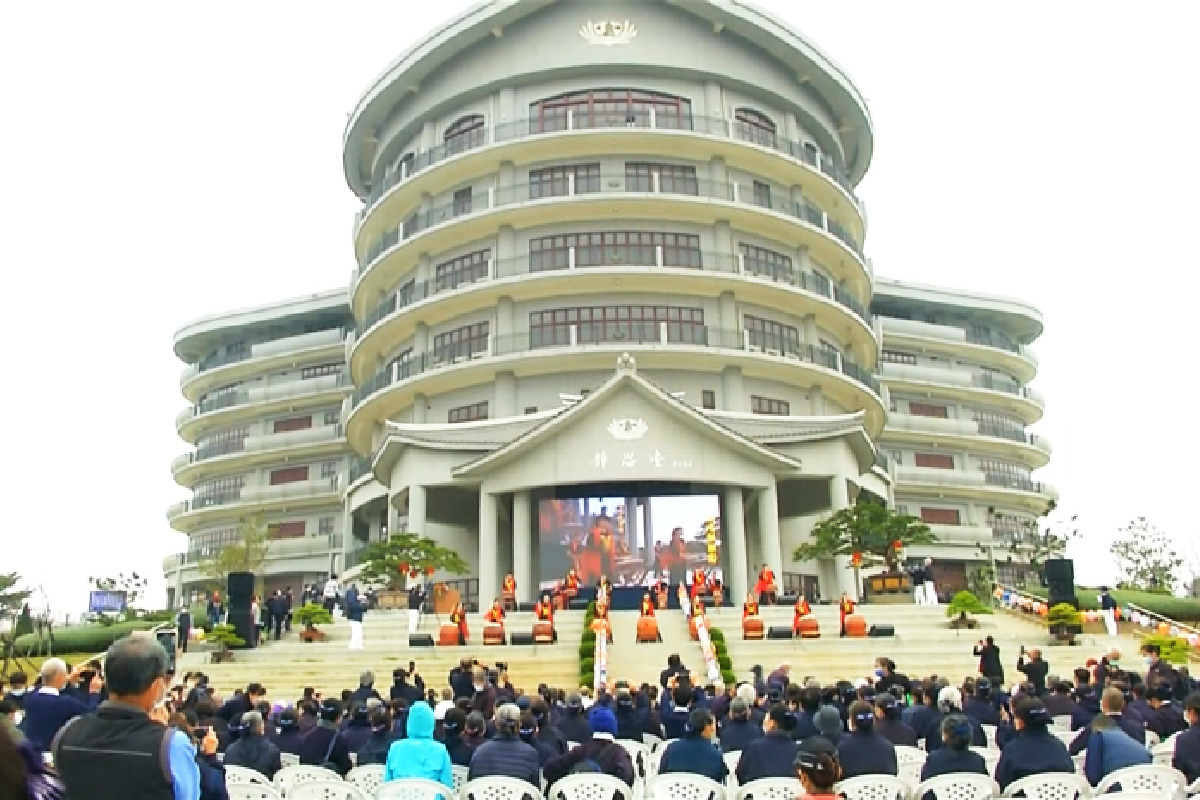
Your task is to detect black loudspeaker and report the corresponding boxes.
[226,609,257,649]
[1045,559,1077,608]
[510,632,535,646]
[868,625,896,637]
[568,598,590,611]
[227,572,255,609]
[767,626,794,639]
[409,634,435,647]
[777,595,799,607]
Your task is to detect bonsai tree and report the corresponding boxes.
[294,603,333,643]
[1141,634,1189,665]
[1047,602,1083,643]
[946,590,992,629]
[206,624,244,662]
[358,532,471,590]
[793,499,935,592]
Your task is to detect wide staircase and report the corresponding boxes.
[179,609,584,701]
[605,610,694,686]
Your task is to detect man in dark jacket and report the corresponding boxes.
[659,683,692,741]
[1147,682,1188,739]
[531,697,568,755]
[223,711,282,779]
[1070,686,1102,731]
[298,700,352,776]
[469,667,497,719]
[351,671,382,704]
[994,697,1075,789]
[736,704,798,784]
[1016,648,1049,696]
[718,698,762,753]
[468,703,541,786]
[448,659,474,701]
[613,689,645,741]
[964,680,1001,727]
[836,701,899,780]
[390,667,424,704]
[543,707,635,793]
[217,683,266,724]
[659,708,726,783]
[1069,687,1144,755]
[1172,691,1200,783]
[659,655,686,690]
[270,710,304,755]
[1042,679,1077,718]
[558,693,593,743]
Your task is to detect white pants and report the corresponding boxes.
[924,581,938,606]
[1102,608,1118,637]
[348,620,364,650]
[913,584,926,605]
[408,609,420,633]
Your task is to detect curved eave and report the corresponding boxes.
[873,277,1044,343]
[173,288,351,361]
[341,0,874,197]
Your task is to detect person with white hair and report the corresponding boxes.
[467,703,541,786]
[19,658,102,752]
[927,686,986,751]
[223,710,282,779]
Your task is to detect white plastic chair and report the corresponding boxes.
[1152,742,1175,766]
[452,766,470,796]
[288,781,369,800]
[345,764,386,797]
[280,753,301,768]
[722,751,741,787]
[981,725,998,744]
[616,739,653,780]
[645,773,727,800]
[461,776,543,800]
[377,778,457,800]
[1096,765,1188,800]
[895,745,927,786]
[999,772,1092,799]
[1051,730,1078,748]
[643,733,664,751]
[547,773,635,800]
[229,785,283,800]
[273,765,343,796]
[226,765,272,785]
[1144,730,1162,748]
[732,778,801,800]
[835,775,912,800]
[913,773,999,800]
[1051,716,1073,731]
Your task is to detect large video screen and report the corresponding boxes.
[538,495,722,591]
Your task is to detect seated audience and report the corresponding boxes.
[384,701,453,787]
[1174,691,1200,784]
[518,710,559,768]
[19,659,102,752]
[1082,710,1151,786]
[718,697,762,753]
[836,700,897,779]
[1069,687,1145,754]
[659,708,727,783]
[920,714,987,782]
[874,694,917,747]
[299,699,352,776]
[994,697,1074,790]
[223,711,282,779]
[356,707,394,766]
[468,704,540,786]
[794,738,843,800]
[736,704,799,785]
[543,707,635,791]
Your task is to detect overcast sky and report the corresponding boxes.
[3,1,1197,615]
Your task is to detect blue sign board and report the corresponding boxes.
[88,591,127,614]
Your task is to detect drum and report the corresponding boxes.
[532,620,555,644]
[797,615,821,639]
[742,617,765,640]
[483,623,505,646]
[844,613,868,638]
[438,623,460,646]
[636,616,660,643]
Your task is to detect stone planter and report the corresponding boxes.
[376,589,408,610]
[300,627,327,643]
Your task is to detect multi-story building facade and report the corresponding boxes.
[164,0,1053,606]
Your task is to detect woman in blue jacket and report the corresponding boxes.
[384,701,454,790]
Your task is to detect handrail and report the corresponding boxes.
[678,585,721,685]
[1124,602,1200,640]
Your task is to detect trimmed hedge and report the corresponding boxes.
[704,624,737,687]
[579,602,598,686]
[1020,587,1200,622]
[13,620,158,656]
[1141,634,1190,665]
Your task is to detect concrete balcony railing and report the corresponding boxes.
[172,425,345,476]
[894,465,988,489]
[179,328,346,386]
[886,413,980,438]
[924,523,995,546]
[1029,433,1053,456]
[166,476,342,523]
[177,373,346,427]
[880,317,968,344]
[167,535,341,573]
[879,361,975,388]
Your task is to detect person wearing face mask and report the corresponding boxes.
[469,668,496,719]
[735,703,798,784]
[872,658,911,696]
[835,700,897,779]
[54,636,200,800]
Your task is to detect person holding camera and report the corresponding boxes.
[1016,646,1049,696]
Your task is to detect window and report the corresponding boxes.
[743,315,800,354]
[432,323,490,362]
[751,396,790,416]
[448,402,489,424]
[978,459,1033,490]
[810,271,831,296]
[881,350,917,365]
[396,152,414,179]
[323,410,340,426]
[319,461,339,478]
[270,466,309,485]
[530,231,701,271]
[701,390,716,410]
[398,279,415,308]
[920,507,961,525]
[196,426,249,459]
[973,410,1026,442]
[734,108,777,147]
[267,521,306,539]
[387,348,414,380]
[914,453,954,469]
[890,450,903,464]
[198,384,241,413]
[802,142,819,166]
[819,338,840,355]
[318,517,334,535]
[194,476,244,508]
[273,415,312,433]
[524,406,538,415]
[301,363,341,380]
[444,115,485,156]
[530,306,705,348]
[529,164,600,199]
[625,162,698,195]
[909,402,949,418]
[752,181,772,208]
[188,527,240,557]
[452,187,472,216]
[435,249,491,292]
[739,244,793,281]
[530,88,692,132]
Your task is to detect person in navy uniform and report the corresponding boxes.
[994,697,1074,790]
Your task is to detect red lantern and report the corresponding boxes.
[408,568,419,579]
[399,562,409,573]
[424,565,435,576]
[892,540,902,550]
[850,551,863,567]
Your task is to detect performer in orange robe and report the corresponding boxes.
[484,599,505,624]
[743,593,760,620]
[593,598,613,642]
[690,570,706,600]
[502,574,517,609]
[792,596,812,635]
[640,592,656,616]
[534,592,556,643]
[755,564,777,605]
[450,602,469,645]
[692,596,705,618]
[564,569,581,594]
[839,592,855,638]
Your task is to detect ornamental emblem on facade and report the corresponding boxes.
[579,20,637,46]
[608,418,649,441]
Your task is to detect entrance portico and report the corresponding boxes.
[372,354,884,606]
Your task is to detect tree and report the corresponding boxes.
[0,573,30,619]
[358,532,471,590]
[793,500,935,593]
[199,515,271,591]
[1109,517,1182,593]
[88,572,149,611]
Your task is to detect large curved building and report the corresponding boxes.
[164,0,1053,607]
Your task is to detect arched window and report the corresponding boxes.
[529,89,693,133]
[734,108,777,148]
[443,114,486,156]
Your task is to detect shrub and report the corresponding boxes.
[578,643,595,659]
[708,628,725,644]
[580,657,595,675]
[721,670,737,686]
[13,620,157,656]
[138,609,176,624]
[207,624,245,651]
[1027,587,1200,623]
[1141,634,1190,665]
[1047,603,1082,628]
[946,591,992,618]
[718,654,733,671]
[294,603,332,630]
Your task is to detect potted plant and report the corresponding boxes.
[358,532,470,609]
[945,590,992,629]
[1047,603,1083,643]
[794,499,936,598]
[294,603,333,643]
[206,624,244,663]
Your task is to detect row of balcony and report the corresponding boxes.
[170,424,346,477]
[350,326,880,410]
[358,175,864,279]
[894,464,1057,499]
[361,111,859,225]
[879,317,1037,381]
[167,475,343,522]
[878,361,1044,405]
[182,327,346,385]
[176,373,347,429]
[163,533,345,574]
[884,413,1052,458]
[357,248,871,340]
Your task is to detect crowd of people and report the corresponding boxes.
[3,632,1200,800]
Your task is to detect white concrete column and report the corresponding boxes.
[495,371,517,418]
[412,394,427,424]
[642,499,654,568]
[512,491,532,605]
[758,483,783,582]
[624,498,639,561]
[479,492,499,606]
[724,486,749,602]
[829,476,857,600]
[721,366,745,412]
[407,485,427,536]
